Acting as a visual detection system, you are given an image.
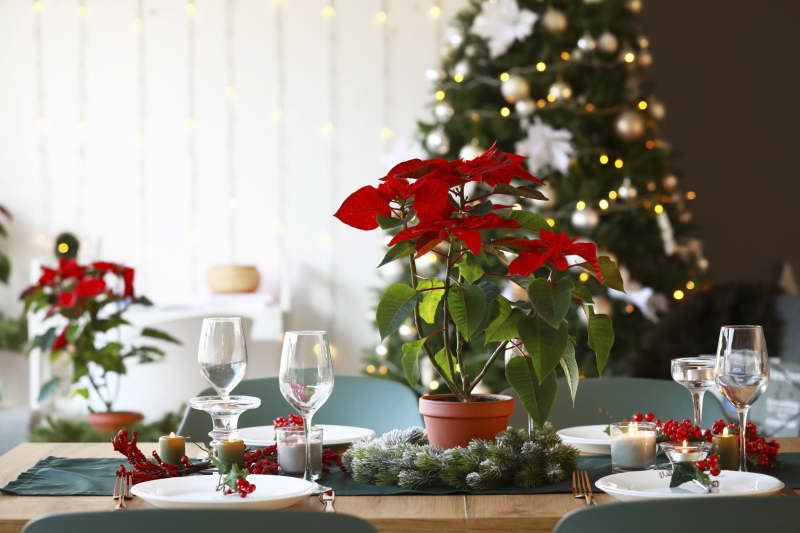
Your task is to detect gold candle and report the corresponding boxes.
[216,438,246,470]
[712,426,738,471]
[158,431,185,465]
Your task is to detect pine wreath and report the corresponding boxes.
[342,424,579,490]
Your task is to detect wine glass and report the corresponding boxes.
[279,331,334,482]
[671,356,716,428]
[198,317,247,399]
[714,325,769,472]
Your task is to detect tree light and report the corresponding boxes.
[599,154,609,165]
[686,281,696,290]
[453,74,464,83]
[322,4,335,17]
[576,200,586,211]
[686,191,697,200]
[429,5,441,18]
[654,204,664,214]
[608,190,618,199]
[366,364,376,374]
[500,106,511,117]
[625,304,635,314]
[638,100,648,110]
[378,365,389,375]
[375,345,388,356]
[499,72,510,82]
[381,127,393,139]
[673,289,685,300]
[535,62,546,72]
[429,380,440,390]
[599,199,609,210]
[435,90,446,101]
[546,218,556,227]
[623,52,635,63]
[560,51,570,61]
[377,10,387,22]
[579,272,590,282]
[585,103,595,112]
[614,158,624,169]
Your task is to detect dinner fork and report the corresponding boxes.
[580,471,594,505]
[572,471,594,506]
[113,473,132,510]
[571,471,584,503]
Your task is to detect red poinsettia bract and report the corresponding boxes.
[505,230,603,282]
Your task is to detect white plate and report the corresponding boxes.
[556,425,611,454]
[131,474,315,509]
[596,469,785,502]
[238,424,376,447]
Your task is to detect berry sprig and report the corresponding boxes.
[112,429,211,484]
[210,457,257,498]
[273,414,304,428]
[696,454,721,477]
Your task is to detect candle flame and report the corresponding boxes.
[169,431,176,438]
[722,426,729,437]
[628,421,637,435]
[682,440,688,448]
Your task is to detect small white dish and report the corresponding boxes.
[238,424,376,447]
[131,474,315,509]
[596,469,785,502]
[556,425,612,454]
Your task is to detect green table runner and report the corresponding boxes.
[4,454,800,497]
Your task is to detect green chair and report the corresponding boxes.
[554,497,795,533]
[24,510,377,533]
[507,377,727,430]
[178,376,423,443]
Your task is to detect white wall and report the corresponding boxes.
[0,0,468,407]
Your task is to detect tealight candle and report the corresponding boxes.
[216,438,245,470]
[660,440,711,464]
[158,432,185,465]
[610,421,657,472]
[277,426,323,478]
[712,426,738,470]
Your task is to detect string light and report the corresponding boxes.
[33,1,43,12]
[366,364,376,374]
[546,93,556,103]
[599,199,609,210]
[499,72,510,82]
[686,280,696,290]
[579,272,590,282]
[185,2,196,15]
[637,100,648,110]
[378,365,389,375]
[654,204,664,214]
[375,344,388,356]
[576,200,586,211]
[536,99,546,108]
[645,139,656,149]
[381,127,393,139]
[623,52,636,63]
[599,154,609,165]
[560,51,570,61]
[435,90,445,101]
[614,158,624,169]
[57,242,69,254]
[673,289,685,300]
[546,218,556,227]
[429,5,441,18]
[625,304,635,314]
[322,4,335,17]
[608,190,618,199]
[500,106,511,117]
[453,73,464,83]
[429,380,440,390]
[377,10,387,22]
[686,191,697,200]
[646,181,657,192]
[535,61,546,72]
[585,103,595,112]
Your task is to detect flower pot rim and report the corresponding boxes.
[88,411,144,417]
[420,393,513,403]
[419,393,514,419]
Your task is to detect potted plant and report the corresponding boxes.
[335,146,623,447]
[21,259,179,432]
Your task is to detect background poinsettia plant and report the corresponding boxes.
[335,145,624,425]
[21,258,179,411]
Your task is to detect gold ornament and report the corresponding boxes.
[548,80,573,102]
[597,31,618,53]
[662,174,678,191]
[615,110,646,141]
[542,8,567,32]
[648,98,666,120]
[627,0,642,12]
[638,51,653,67]
[515,99,536,116]
[501,74,530,104]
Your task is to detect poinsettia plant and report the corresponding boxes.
[335,145,624,424]
[21,258,180,411]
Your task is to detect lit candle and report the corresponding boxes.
[158,431,185,465]
[662,439,708,463]
[610,421,657,472]
[712,426,738,470]
[216,438,245,470]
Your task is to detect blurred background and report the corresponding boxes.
[1,0,798,449]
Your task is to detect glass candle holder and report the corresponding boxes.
[277,426,323,479]
[659,440,711,467]
[610,421,657,473]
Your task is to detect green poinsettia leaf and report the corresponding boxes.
[493,184,549,201]
[0,253,9,284]
[485,297,523,344]
[377,214,403,229]
[376,283,421,339]
[560,341,580,406]
[418,278,445,324]
[504,210,551,232]
[433,347,454,383]
[598,256,625,292]
[141,327,180,344]
[378,240,415,267]
[527,277,573,330]
[587,307,614,375]
[505,355,557,426]
[456,253,484,284]
[447,284,487,341]
[518,316,568,384]
[571,283,594,303]
[401,338,426,387]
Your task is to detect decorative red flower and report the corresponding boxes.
[75,277,106,298]
[37,266,57,286]
[52,327,68,351]
[390,213,519,256]
[455,143,542,186]
[58,291,78,309]
[122,267,135,298]
[506,230,602,282]
[333,185,393,230]
[92,261,121,273]
[58,258,85,279]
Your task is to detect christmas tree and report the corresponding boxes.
[362,0,706,393]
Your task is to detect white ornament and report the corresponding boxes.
[571,48,584,61]
[515,99,536,116]
[515,117,575,175]
[434,101,454,122]
[548,80,573,102]
[662,174,678,191]
[454,60,470,78]
[577,32,597,51]
[501,74,530,103]
[648,98,666,120]
[459,143,484,160]
[542,8,567,32]
[425,68,445,82]
[426,128,450,155]
[639,51,653,67]
[615,110,646,141]
[617,177,638,200]
[445,25,464,47]
[597,31,618,53]
[471,0,538,58]
[571,207,599,231]
[465,44,477,57]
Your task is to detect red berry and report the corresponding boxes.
[633,413,643,422]
[696,460,707,470]
[644,412,655,422]
[710,468,721,476]
[656,419,662,426]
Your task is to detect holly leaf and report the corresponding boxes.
[505,356,557,427]
[598,256,625,292]
[527,277,573,329]
[447,284,487,341]
[376,284,421,339]
[560,341,580,405]
[670,462,711,489]
[518,316,568,383]
[485,297,523,344]
[587,307,614,375]
[401,338,426,387]
[456,254,484,284]
[418,278,445,324]
[504,210,551,232]
[378,240,415,267]
[38,377,61,402]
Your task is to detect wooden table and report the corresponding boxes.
[2,439,799,533]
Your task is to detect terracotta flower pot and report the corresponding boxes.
[419,393,515,448]
[88,411,144,434]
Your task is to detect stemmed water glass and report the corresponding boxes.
[279,331,334,482]
[198,317,247,399]
[671,356,716,428]
[714,325,770,472]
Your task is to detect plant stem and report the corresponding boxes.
[441,245,460,398]
[469,341,508,393]
[455,186,468,399]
